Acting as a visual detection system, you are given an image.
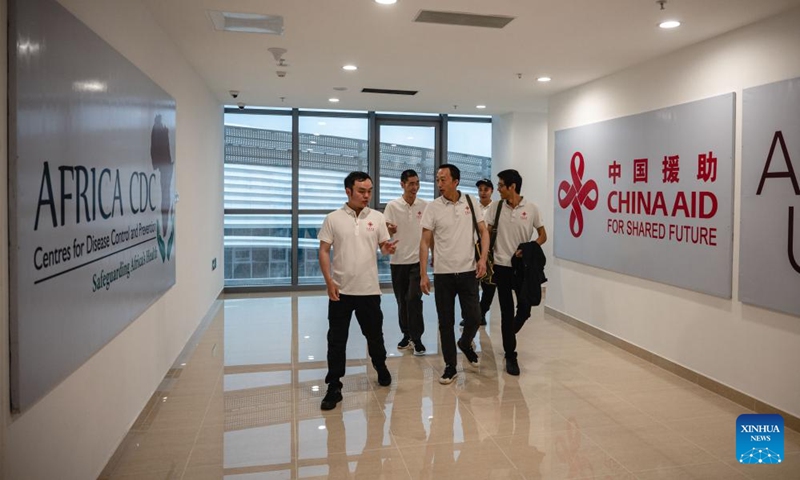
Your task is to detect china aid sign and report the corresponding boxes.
[553,93,735,298]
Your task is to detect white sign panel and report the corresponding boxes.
[10,0,177,411]
[554,94,735,298]
[740,77,800,317]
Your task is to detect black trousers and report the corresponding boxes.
[325,294,387,389]
[461,281,495,320]
[494,265,531,360]
[479,281,496,316]
[390,263,425,342]
[433,272,481,367]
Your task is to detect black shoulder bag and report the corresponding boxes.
[466,196,502,285]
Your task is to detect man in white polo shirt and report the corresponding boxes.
[384,169,428,356]
[318,171,399,410]
[419,164,490,385]
[485,169,547,376]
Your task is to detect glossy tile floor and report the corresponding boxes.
[99,292,800,479]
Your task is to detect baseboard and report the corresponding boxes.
[544,306,800,434]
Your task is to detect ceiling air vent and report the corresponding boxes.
[414,10,514,29]
[208,11,284,35]
[361,88,418,96]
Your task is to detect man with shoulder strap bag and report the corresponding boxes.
[420,164,489,385]
[485,169,547,376]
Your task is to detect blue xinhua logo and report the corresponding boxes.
[736,414,784,464]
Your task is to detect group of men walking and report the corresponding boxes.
[317,165,546,410]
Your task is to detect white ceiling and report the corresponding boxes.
[143,0,800,115]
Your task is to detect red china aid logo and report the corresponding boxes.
[558,152,599,237]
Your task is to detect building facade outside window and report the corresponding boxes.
[223,109,491,289]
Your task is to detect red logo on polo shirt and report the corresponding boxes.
[366,221,375,231]
[521,211,528,220]
[465,205,471,215]
[417,210,423,219]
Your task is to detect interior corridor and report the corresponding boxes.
[98,293,800,479]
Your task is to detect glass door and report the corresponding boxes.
[376,122,439,206]
[375,120,441,282]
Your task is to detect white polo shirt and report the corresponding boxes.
[485,198,544,267]
[420,192,481,274]
[477,200,491,221]
[384,196,427,265]
[318,204,390,295]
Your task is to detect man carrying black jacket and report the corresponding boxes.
[484,169,547,376]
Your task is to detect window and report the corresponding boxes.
[297,116,368,210]
[378,124,437,204]
[223,109,491,289]
[447,121,492,198]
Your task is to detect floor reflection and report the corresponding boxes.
[99,292,800,480]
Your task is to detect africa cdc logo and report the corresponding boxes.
[736,414,784,464]
[151,115,176,262]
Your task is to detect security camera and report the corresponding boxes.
[229,90,239,99]
[276,71,287,78]
[237,102,245,110]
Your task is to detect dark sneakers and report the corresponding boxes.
[413,340,426,356]
[457,338,480,367]
[377,365,392,386]
[397,336,413,349]
[505,357,520,376]
[439,364,458,385]
[320,387,343,410]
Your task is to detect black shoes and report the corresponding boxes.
[439,364,458,385]
[397,336,413,349]
[377,365,392,386]
[505,357,520,376]
[457,338,480,367]
[413,340,426,356]
[320,387,343,410]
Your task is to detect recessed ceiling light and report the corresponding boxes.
[476,105,486,109]
[537,76,551,83]
[73,80,107,92]
[342,64,358,71]
[318,122,326,126]
[328,98,340,103]
[659,20,681,29]
[375,0,397,4]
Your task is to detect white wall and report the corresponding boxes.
[546,7,800,418]
[492,112,549,218]
[0,0,224,478]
